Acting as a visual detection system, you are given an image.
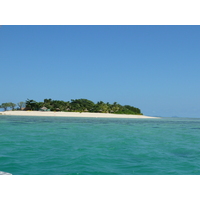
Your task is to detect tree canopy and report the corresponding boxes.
[0,99,142,115]
[23,98,142,115]
[0,102,16,111]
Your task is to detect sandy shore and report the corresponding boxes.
[0,111,158,119]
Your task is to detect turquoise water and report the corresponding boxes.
[1,116,200,175]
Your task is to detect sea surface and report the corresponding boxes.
[0,115,200,175]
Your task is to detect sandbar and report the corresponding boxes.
[0,111,158,119]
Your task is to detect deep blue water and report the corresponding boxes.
[1,116,200,175]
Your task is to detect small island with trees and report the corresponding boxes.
[0,98,143,115]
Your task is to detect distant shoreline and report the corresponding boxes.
[0,111,159,119]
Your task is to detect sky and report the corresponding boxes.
[0,25,200,117]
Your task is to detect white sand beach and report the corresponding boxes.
[0,111,158,119]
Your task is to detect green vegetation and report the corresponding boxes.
[0,102,18,111]
[24,98,142,115]
[0,99,142,115]
[17,102,25,110]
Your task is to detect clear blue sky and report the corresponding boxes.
[1,25,200,117]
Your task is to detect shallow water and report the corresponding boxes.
[1,116,200,175]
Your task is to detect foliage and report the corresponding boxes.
[0,102,16,111]
[0,103,10,111]
[25,99,39,110]
[17,102,25,110]
[9,102,16,110]
[1,98,143,115]
[70,99,95,112]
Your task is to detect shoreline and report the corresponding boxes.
[0,111,159,119]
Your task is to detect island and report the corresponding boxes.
[0,98,158,119]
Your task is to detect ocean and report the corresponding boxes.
[0,115,200,175]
